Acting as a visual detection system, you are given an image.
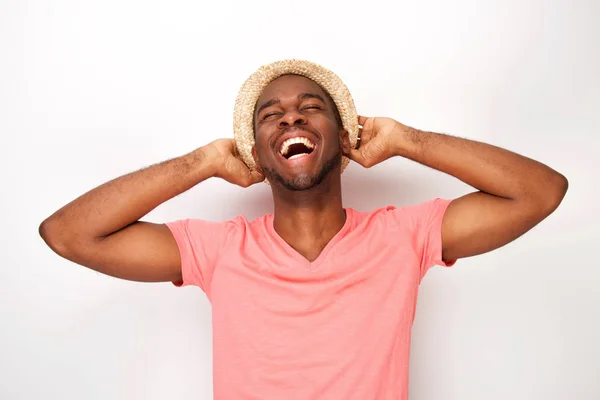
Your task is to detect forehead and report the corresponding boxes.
[256,75,328,107]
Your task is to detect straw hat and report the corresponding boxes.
[233,59,359,176]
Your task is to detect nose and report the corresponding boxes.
[278,109,306,128]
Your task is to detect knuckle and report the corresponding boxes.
[241,176,251,187]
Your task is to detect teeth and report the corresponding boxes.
[288,153,309,160]
[280,137,315,156]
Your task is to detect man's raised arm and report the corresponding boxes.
[346,116,568,262]
[39,139,263,282]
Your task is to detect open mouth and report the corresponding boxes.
[279,137,315,160]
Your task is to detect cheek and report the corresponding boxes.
[315,115,340,134]
[253,137,272,161]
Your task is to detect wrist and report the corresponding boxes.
[186,146,219,179]
[392,122,423,157]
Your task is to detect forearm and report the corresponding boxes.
[394,126,568,206]
[40,147,215,243]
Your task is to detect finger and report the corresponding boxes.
[342,143,354,157]
[241,161,264,183]
[358,115,369,126]
[228,158,258,186]
[237,171,263,188]
[229,139,240,156]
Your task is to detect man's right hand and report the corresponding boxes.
[202,138,264,188]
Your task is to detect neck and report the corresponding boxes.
[270,174,346,261]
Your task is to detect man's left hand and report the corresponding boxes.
[345,116,410,168]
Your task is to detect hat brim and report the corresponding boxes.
[233,59,359,179]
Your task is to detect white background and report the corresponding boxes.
[1,0,599,399]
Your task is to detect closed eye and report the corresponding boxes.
[262,112,280,120]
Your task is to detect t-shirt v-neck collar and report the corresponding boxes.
[264,209,354,269]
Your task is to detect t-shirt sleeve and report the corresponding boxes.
[391,198,457,279]
[165,218,234,293]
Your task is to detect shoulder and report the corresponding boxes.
[389,198,453,221]
[350,198,453,230]
[166,214,257,239]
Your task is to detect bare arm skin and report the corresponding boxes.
[397,126,568,261]
[347,116,568,262]
[39,139,263,282]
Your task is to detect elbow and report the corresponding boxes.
[39,218,71,257]
[38,218,52,244]
[539,172,569,215]
[557,173,569,197]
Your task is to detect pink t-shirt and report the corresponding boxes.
[166,198,455,400]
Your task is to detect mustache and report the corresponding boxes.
[282,125,313,135]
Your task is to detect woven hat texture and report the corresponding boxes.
[233,59,359,174]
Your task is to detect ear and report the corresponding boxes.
[340,129,352,155]
[251,145,263,173]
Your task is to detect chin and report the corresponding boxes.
[271,155,342,192]
[285,174,321,191]
[268,171,320,191]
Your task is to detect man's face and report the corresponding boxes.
[252,74,347,191]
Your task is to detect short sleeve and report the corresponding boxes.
[390,198,456,279]
[165,218,235,293]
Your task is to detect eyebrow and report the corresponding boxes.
[255,92,327,117]
[298,92,326,103]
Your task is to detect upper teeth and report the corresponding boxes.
[280,137,315,156]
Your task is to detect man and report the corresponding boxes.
[39,59,568,399]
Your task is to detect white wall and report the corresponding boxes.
[1,0,598,399]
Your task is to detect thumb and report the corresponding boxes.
[346,147,369,167]
[237,169,264,188]
[248,169,265,184]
